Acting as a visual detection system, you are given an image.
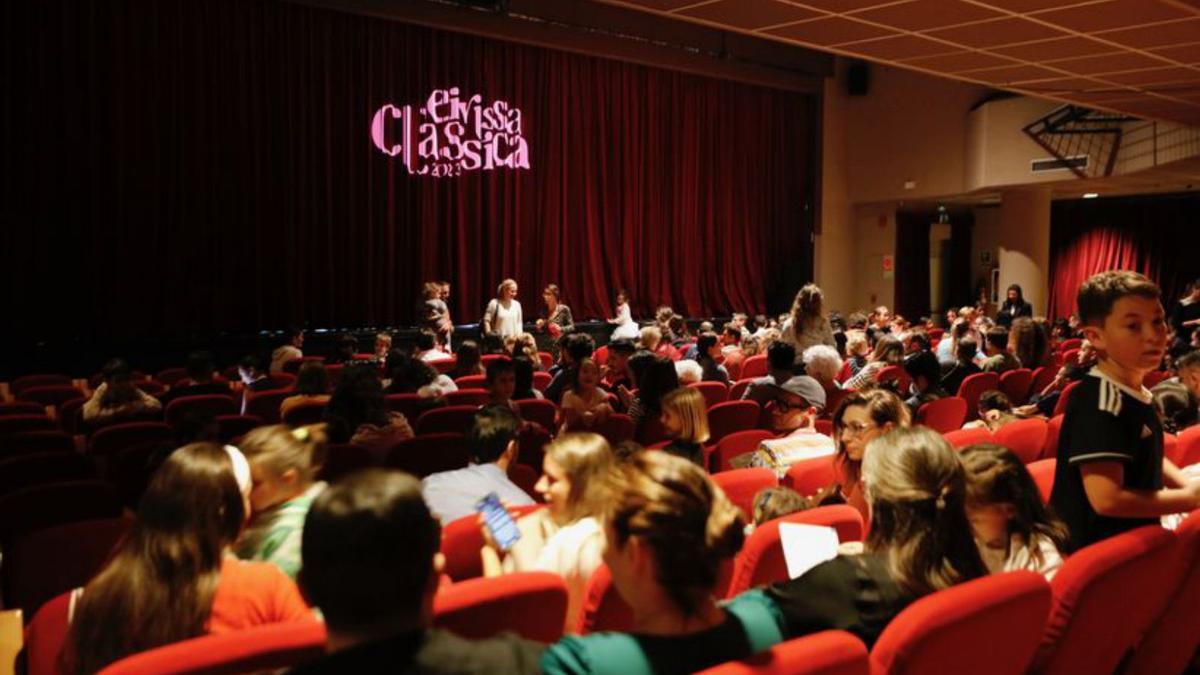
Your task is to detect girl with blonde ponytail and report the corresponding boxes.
[540,452,786,675]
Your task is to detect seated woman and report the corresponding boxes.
[760,427,986,647]
[234,425,328,579]
[450,340,485,379]
[960,444,1066,579]
[963,390,1019,432]
[83,358,162,425]
[482,433,614,633]
[63,443,312,673]
[560,358,612,433]
[512,356,544,401]
[843,335,904,391]
[695,332,730,384]
[384,351,456,399]
[813,389,910,521]
[324,365,413,460]
[658,386,710,467]
[540,452,784,674]
[280,360,331,419]
[625,357,680,442]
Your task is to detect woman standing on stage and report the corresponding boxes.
[483,278,524,339]
[609,289,640,341]
[536,284,575,338]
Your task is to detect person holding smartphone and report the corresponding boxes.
[422,407,534,525]
[480,433,614,633]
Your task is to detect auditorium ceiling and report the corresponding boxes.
[590,0,1200,126]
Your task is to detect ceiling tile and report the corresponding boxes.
[925,17,1069,47]
[968,0,1097,10]
[987,36,1119,61]
[1150,43,1200,65]
[789,0,910,11]
[1095,19,1200,49]
[901,50,1020,71]
[1102,66,1200,86]
[965,63,1067,84]
[1050,51,1175,75]
[1015,76,1113,93]
[764,16,896,44]
[612,0,709,10]
[1056,88,1147,104]
[678,0,824,29]
[1032,0,1191,33]
[840,34,960,59]
[848,0,1003,31]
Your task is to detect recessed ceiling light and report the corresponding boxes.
[1082,192,1099,199]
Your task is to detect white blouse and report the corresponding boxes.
[489,298,524,338]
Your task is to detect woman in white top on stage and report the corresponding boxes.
[609,289,640,341]
[484,278,524,339]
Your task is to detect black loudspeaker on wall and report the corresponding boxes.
[846,60,870,96]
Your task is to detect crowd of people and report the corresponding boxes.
[38,271,1200,673]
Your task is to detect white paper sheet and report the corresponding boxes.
[778,522,840,579]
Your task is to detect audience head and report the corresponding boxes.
[374,332,392,357]
[481,334,505,355]
[485,358,516,402]
[766,340,797,373]
[415,330,437,353]
[674,359,702,385]
[497,278,518,300]
[626,351,658,387]
[753,314,769,331]
[956,338,978,363]
[845,330,869,359]
[636,357,681,414]
[468,406,521,465]
[564,332,596,365]
[99,357,141,408]
[983,327,1009,356]
[639,325,663,352]
[870,335,905,365]
[659,387,710,445]
[976,390,1013,419]
[66,443,252,673]
[323,366,388,441]
[572,357,602,393]
[741,335,761,357]
[832,389,911,487]
[752,486,811,527]
[455,340,482,375]
[802,345,842,386]
[696,332,720,361]
[238,425,325,512]
[765,376,826,433]
[1009,317,1049,370]
[907,332,931,354]
[722,324,742,346]
[295,360,330,396]
[604,452,743,617]
[237,355,263,383]
[1176,350,1200,399]
[731,313,748,329]
[1076,271,1165,371]
[332,334,357,363]
[184,351,215,384]
[511,356,536,397]
[285,327,305,349]
[655,305,675,327]
[862,427,986,595]
[903,351,941,393]
[537,433,615,526]
[960,443,1068,560]
[668,316,688,341]
[422,281,441,300]
[1154,382,1198,434]
[698,321,714,334]
[300,470,440,639]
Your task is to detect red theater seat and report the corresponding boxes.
[0,480,123,546]
[1175,426,1200,468]
[88,421,173,457]
[0,430,75,459]
[11,374,73,398]
[282,356,324,374]
[317,443,375,482]
[385,393,427,422]
[711,468,777,521]
[1041,414,1064,460]
[433,571,568,643]
[516,398,557,430]
[729,378,755,402]
[0,401,46,417]
[999,368,1033,405]
[577,563,634,634]
[155,367,189,386]
[711,430,774,473]
[453,374,488,390]
[281,401,327,427]
[385,433,470,478]
[957,372,999,420]
[696,631,869,675]
[215,414,264,444]
[97,619,327,675]
[690,381,729,409]
[1031,526,1177,675]
[3,516,131,618]
[243,389,291,424]
[1026,459,1055,504]
[740,355,768,379]
[708,401,761,445]
[874,365,910,394]
[533,370,553,392]
[18,385,87,409]
[439,505,544,582]
[871,570,1051,675]
[445,389,489,407]
[994,417,1048,464]
[0,452,97,498]
[782,455,838,498]
[24,590,72,675]
[1124,510,1200,675]
[164,394,238,428]
[1056,338,1082,354]
[725,505,864,598]
[0,414,56,437]
[916,397,967,434]
[595,413,635,446]
[943,427,994,449]
[416,405,479,435]
[1051,380,1082,418]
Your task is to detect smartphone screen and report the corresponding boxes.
[476,492,521,552]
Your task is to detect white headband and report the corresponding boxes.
[224,444,252,496]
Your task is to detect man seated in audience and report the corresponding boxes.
[374,332,393,360]
[238,355,275,392]
[294,469,544,674]
[730,312,751,339]
[1050,271,1200,552]
[600,338,636,392]
[1152,349,1200,433]
[415,330,451,363]
[739,378,833,476]
[742,341,800,406]
[980,327,1020,374]
[160,350,232,405]
[544,333,595,404]
[902,350,946,417]
[940,338,981,397]
[270,327,305,373]
[719,324,746,375]
[421,407,534,524]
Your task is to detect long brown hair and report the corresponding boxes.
[63,443,246,674]
[960,443,1069,563]
[831,389,910,487]
[862,427,986,596]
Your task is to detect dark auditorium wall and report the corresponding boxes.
[0,0,817,345]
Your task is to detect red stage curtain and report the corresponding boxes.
[1048,196,1196,319]
[0,0,815,341]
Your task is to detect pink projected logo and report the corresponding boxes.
[371,88,530,177]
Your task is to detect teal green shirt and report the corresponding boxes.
[234,481,327,579]
[540,590,785,675]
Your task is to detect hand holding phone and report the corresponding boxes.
[476,492,521,552]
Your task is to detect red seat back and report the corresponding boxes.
[1176,426,1200,467]
[1032,526,1178,675]
[384,393,427,422]
[17,386,88,408]
[942,427,994,450]
[916,397,967,434]
[729,378,755,402]
[708,401,761,445]
[88,421,174,457]
[999,368,1034,405]
[711,430,775,473]
[439,505,544,581]
[243,389,291,425]
[0,480,123,545]
[1056,338,1082,353]
[281,356,324,374]
[445,389,489,407]
[726,505,864,598]
[994,417,1048,464]
[0,414,57,436]
[385,433,470,478]
[0,401,46,417]
[874,365,911,394]
[1124,510,1200,675]
[1051,380,1082,418]
[871,571,1051,675]
[24,590,72,675]
[433,571,568,643]
[957,372,999,420]
[1163,433,1179,467]
[98,620,327,675]
[696,631,869,675]
[415,405,479,436]
[0,431,75,459]
[3,516,131,618]
[11,374,73,397]
[1042,414,1064,460]
[317,443,375,483]
[281,401,327,427]
[740,355,768,379]
[592,345,608,366]
[0,452,97,498]
[690,381,729,409]
[711,468,777,521]
[781,455,839,498]
[215,414,264,444]
[595,413,635,446]
[516,399,557,430]
[1143,369,1171,388]
[823,388,853,419]
[455,374,488,389]
[1026,459,1055,504]
[163,395,238,428]
[577,563,634,634]
[155,367,189,386]
[533,371,553,392]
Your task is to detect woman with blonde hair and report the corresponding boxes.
[483,278,523,339]
[482,433,615,632]
[659,387,711,467]
[780,284,835,367]
[762,427,986,647]
[540,452,785,673]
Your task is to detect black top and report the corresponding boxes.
[1049,370,1163,552]
[996,300,1033,327]
[764,553,917,648]
[940,361,981,397]
[288,628,544,675]
[662,440,705,467]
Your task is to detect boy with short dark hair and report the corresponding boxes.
[1050,271,1200,552]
